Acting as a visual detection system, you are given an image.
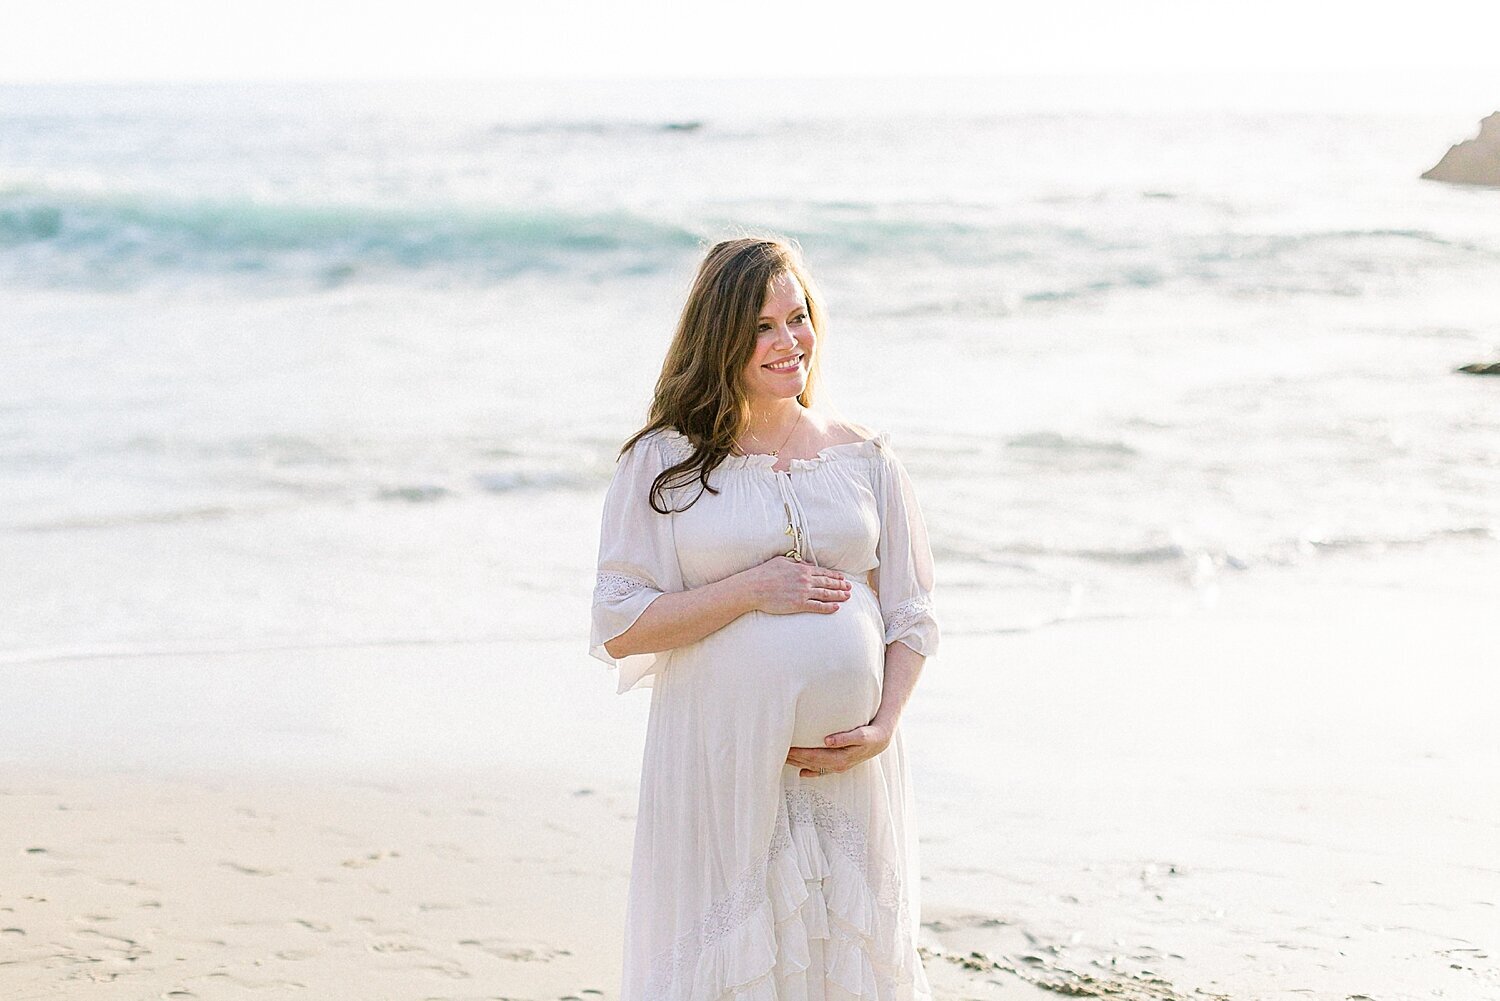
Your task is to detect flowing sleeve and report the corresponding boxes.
[589,431,685,694]
[871,434,940,658]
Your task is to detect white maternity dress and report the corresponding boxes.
[589,426,940,1001]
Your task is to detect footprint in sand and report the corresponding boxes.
[198,973,307,990]
[75,926,137,946]
[99,876,140,887]
[291,918,332,932]
[340,849,401,868]
[418,960,470,979]
[459,938,571,962]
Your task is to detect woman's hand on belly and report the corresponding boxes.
[785,720,891,778]
[742,555,853,615]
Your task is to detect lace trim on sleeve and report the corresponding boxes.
[594,570,656,603]
[883,594,934,639]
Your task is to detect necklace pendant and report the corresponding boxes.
[782,499,804,561]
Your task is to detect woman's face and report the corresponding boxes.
[742,271,814,405]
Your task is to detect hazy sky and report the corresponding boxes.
[4,1,1500,82]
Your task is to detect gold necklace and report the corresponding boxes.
[736,406,803,457]
[733,408,807,561]
[782,501,806,561]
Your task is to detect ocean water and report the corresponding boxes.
[2,80,1498,664]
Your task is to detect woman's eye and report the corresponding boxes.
[758,315,806,332]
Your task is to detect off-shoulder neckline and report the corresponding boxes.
[654,426,889,471]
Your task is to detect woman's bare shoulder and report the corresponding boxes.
[826,416,881,445]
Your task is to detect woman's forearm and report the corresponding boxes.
[603,573,758,659]
[872,639,925,731]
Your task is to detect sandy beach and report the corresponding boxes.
[4,543,1496,1001]
[0,764,1066,1001]
[3,763,628,1000]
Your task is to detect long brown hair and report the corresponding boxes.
[621,235,828,513]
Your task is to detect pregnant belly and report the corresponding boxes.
[694,580,886,747]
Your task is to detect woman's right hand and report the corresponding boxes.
[744,555,852,615]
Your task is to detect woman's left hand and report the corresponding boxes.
[786,721,892,777]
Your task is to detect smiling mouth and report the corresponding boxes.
[763,353,803,372]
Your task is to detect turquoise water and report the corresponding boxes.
[1,81,1497,661]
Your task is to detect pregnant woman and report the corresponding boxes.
[589,236,940,1001]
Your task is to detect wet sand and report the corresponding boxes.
[911,546,1500,1000]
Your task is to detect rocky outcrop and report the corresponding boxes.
[1457,361,1500,375]
[1422,112,1500,186]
